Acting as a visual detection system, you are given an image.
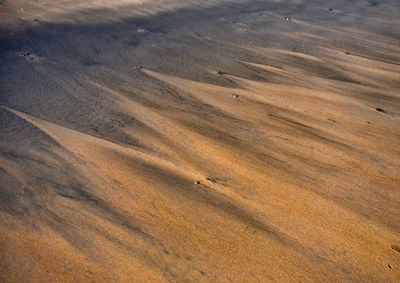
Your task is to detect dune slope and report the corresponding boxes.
[1,0,400,282]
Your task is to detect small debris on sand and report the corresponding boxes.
[329,8,333,11]
[19,52,38,62]
[194,181,201,185]
[216,70,224,75]
[284,17,291,21]
[391,245,400,253]
[345,51,351,55]
[231,20,237,24]
[232,94,239,98]
[375,108,386,113]
[205,177,216,183]
[135,66,143,70]
[387,264,392,269]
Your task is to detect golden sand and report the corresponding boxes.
[0,0,399,281]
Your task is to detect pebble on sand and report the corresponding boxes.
[391,245,400,253]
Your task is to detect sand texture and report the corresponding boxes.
[1,0,400,282]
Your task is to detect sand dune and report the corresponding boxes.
[1,0,400,282]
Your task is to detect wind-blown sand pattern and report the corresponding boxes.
[1,0,400,282]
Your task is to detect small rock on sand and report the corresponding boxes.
[391,245,400,253]
[205,177,216,183]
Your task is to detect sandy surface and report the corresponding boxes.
[1,0,400,282]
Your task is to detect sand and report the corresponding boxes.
[0,0,400,282]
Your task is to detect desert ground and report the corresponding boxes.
[0,0,400,282]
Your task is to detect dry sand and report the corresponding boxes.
[1,0,400,282]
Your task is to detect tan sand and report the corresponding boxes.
[0,0,399,282]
